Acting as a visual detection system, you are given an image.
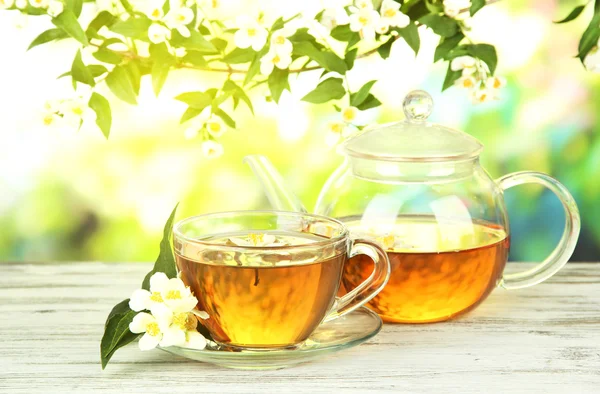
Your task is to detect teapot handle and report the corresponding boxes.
[496,171,581,290]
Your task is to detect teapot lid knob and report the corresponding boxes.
[402,90,433,123]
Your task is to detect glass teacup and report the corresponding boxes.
[173,211,390,350]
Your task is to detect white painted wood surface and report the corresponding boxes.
[0,262,598,394]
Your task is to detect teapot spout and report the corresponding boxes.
[243,155,307,213]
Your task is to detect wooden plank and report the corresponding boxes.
[0,262,598,393]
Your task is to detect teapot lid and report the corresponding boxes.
[341,90,483,162]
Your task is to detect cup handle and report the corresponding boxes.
[497,171,581,290]
[323,238,391,322]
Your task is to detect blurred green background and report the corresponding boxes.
[0,0,598,262]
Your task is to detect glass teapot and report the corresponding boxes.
[245,90,581,323]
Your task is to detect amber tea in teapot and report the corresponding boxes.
[342,216,509,323]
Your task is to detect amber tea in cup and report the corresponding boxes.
[173,211,390,349]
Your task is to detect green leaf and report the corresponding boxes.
[398,23,420,55]
[93,48,123,65]
[350,80,377,107]
[268,68,290,103]
[105,65,138,105]
[100,300,139,369]
[223,79,254,114]
[244,49,268,86]
[126,61,142,96]
[555,5,587,24]
[180,107,202,124]
[86,10,118,38]
[418,14,458,37]
[470,0,486,16]
[293,41,347,74]
[182,52,207,67]
[467,43,497,74]
[302,77,345,104]
[109,17,152,41]
[52,10,88,45]
[71,50,95,87]
[141,203,180,290]
[355,94,381,110]
[210,37,228,52]
[150,43,175,96]
[345,48,358,69]
[27,28,68,51]
[377,39,394,59]
[330,25,358,43]
[213,108,236,128]
[442,63,462,91]
[88,93,112,139]
[578,13,600,60]
[175,91,213,110]
[271,16,285,31]
[222,47,255,64]
[57,65,107,79]
[434,32,464,62]
[65,0,83,17]
[172,30,218,54]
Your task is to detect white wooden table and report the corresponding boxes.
[0,262,599,393]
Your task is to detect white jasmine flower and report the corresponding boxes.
[375,20,389,35]
[486,75,506,90]
[172,47,187,58]
[443,0,471,19]
[0,0,14,9]
[229,233,281,247]
[379,0,409,28]
[129,272,171,312]
[41,112,62,128]
[349,7,380,41]
[144,0,164,21]
[201,140,224,159]
[451,55,478,77]
[377,233,412,250]
[325,121,347,146]
[182,330,207,350]
[454,75,477,89]
[205,116,226,137]
[15,0,27,8]
[60,97,92,126]
[584,46,600,72]
[165,6,194,37]
[270,29,293,55]
[148,23,172,44]
[320,0,351,30]
[47,1,64,17]
[29,0,48,8]
[260,49,292,75]
[129,312,166,351]
[471,88,493,104]
[234,15,267,51]
[353,0,373,10]
[341,106,359,123]
[159,277,199,313]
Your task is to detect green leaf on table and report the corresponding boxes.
[377,38,394,59]
[213,107,236,128]
[418,14,458,37]
[222,47,255,64]
[93,48,123,65]
[223,79,254,114]
[466,44,497,74]
[434,32,464,62]
[71,49,95,86]
[442,62,462,91]
[150,43,175,96]
[577,13,600,61]
[86,10,118,38]
[100,299,139,369]
[180,107,202,124]
[88,92,112,139]
[345,48,358,69]
[302,77,345,104]
[350,80,377,107]
[27,28,68,51]
[172,30,218,54]
[52,10,89,45]
[65,0,83,17]
[141,203,180,290]
[110,17,152,41]
[105,65,138,105]
[268,68,290,103]
[397,23,420,55]
[175,91,213,110]
[293,41,347,74]
[470,0,485,16]
[355,94,381,110]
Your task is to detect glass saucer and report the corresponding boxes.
[160,306,382,370]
